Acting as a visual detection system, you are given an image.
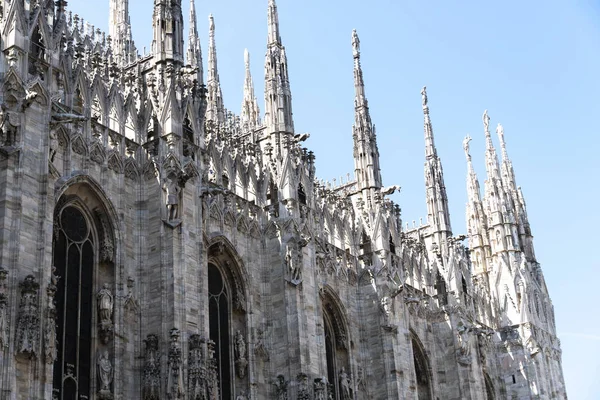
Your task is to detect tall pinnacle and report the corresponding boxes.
[151,0,184,63]
[109,0,136,65]
[351,30,382,193]
[263,0,294,140]
[186,0,203,84]
[421,86,451,240]
[483,110,502,182]
[206,14,224,123]
[241,49,261,133]
[267,0,281,45]
[422,86,437,159]
[352,29,367,110]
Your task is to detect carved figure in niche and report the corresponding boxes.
[98,283,114,343]
[285,241,302,285]
[235,391,248,400]
[314,377,327,400]
[16,275,40,357]
[339,367,352,400]
[124,276,139,314]
[0,104,19,147]
[44,283,58,364]
[235,330,248,378]
[143,334,161,400]
[296,373,310,400]
[167,328,184,399]
[272,374,288,400]
[98,283,113,323]
[188,334,207,400]
[163,176,182,221]
[97,350,114,397]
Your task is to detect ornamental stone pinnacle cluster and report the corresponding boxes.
[0,0,566,399]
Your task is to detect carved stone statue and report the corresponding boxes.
[163,176,181,221]
[234,330,248,378]
[97,283,114,344]
[463,135,472,160]
[314,377,327,400]
[167,328,184,399]
[97,350,113,397]
[16,275,40,357]
[285,241,302,285]
[497,123,505,145]
[188,334,207,400]
[482,110,490,133]
[143,334,161,400]
[97,283,113,324]
[351,29,360,58]
[420,86,428,108]
[339,367,352,400]
[273,374,288,400]
[456,321,472,365]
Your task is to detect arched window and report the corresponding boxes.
[52,203,99,399]
[321,289,350,400]
[412,336,432,400]
[208,264,232,399]
[51,184,116,400]
[207,239,248,399]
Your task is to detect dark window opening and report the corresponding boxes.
[208,264,231,399]
[412,338,432,400]
[436,272,448,306]
[52,206,94,400]
[389,234,395,254]
[298,183,307,205]
[222,174,230,190]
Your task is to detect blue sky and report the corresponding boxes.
[69,0,600,397]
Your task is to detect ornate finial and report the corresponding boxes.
[352,29,360,59]
[482,110,490,134]
[244,48,250,69]
[421,86,428,108]
[463,135,472,161]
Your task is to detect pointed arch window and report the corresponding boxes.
[208,264,232,399]
[52,205,95,400]
[322,291,350,400]
[412,336,432,400]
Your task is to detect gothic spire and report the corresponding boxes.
[241,49,261,134]
[109,0,137,65]
[422,86,451,238]
[152,0,184,63]
[264,0,294,142]
[206,14,224,123]
[496,123,517,193]
[186,0,203,85]
[351,29,382,194]
[483,110,502,183]
[267,0,281,45]
[463,135,489,265]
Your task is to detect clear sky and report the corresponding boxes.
[69,0,600,397]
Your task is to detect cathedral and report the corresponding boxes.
[0,0,568,399]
